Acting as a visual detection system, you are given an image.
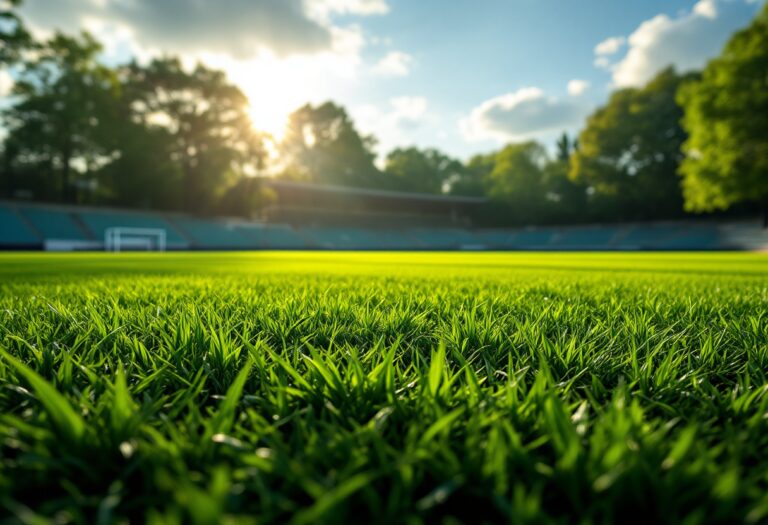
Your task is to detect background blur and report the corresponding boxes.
[0,0,766,246]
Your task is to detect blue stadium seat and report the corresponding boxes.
[509,230,554,247]
[617,226,679,248]
[79,210,188,245]
[20,207,88,240]
[555,228,618,248]
[656,226,721,249]
[0,205,40,245]
[172,218,251,248]
[235,224,308,249]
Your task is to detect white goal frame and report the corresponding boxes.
[105,227,167,252]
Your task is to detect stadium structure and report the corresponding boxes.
[2,180,767,251]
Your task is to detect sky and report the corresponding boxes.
[11,0,764,161]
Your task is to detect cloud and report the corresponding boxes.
[567,79,590,96]
[594,36,626,56]
[353,96,431,160]
[20,0,389,59]
[373,51,413,77]
[0,70,13,98]
[460,87,588,143]
[606,0,756,87]
[307,0,390,20]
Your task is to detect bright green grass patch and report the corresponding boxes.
[1,252,767,524]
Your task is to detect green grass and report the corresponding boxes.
[1,251,767,524]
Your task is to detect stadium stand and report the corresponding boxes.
[2,200,767,251]
[170,217,251,249]
[0,204,39,247]
[234,224,307,249]
[19,205,87,241]
[79,210,188,246]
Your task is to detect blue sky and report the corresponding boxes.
[10,0,763,161]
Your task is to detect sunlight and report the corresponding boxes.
[223,53,312,141]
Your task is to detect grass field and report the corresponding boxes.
[1,252,768,524]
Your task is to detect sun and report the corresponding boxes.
[223,54,313,142]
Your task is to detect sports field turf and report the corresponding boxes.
[1,252,767,524]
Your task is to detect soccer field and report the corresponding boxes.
[1,252,767,523]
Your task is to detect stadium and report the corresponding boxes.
[2,182,768,252]
[1,1,768,524]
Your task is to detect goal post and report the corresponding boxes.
[105,227,167,252]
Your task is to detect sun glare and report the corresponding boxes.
[224,54,314,141]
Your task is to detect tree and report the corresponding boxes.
[677,4,768,224]
[570,67,691,220]
[0,0,31,66]
[123,58,265,213]
[384,147,464,194]
[2,32,120,203]
[279,101,383,188]
[542,132,588,222]
[122,58,265,213]
[481,141,549,224]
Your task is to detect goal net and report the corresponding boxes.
[105,227,167,252]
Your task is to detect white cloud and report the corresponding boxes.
[594,36,626,56]
[353,96,431,161]
[20,0,389,59]
[18,0,394,139]
[567,79,590,96]
[390,96,428,122]
[460,87,588,143]
[608,0,756,87]
[307,0,390,20]
[373,51,413,77]
[0,70,14,98]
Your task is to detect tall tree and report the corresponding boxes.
[123,58,265,213]
[0,0,30,66]
[483,141,549,224]
[542,132,588,222]
[570,67,691,220]
[384,147,464,194]
[279,101,383,188]
[677,3,768,224]
[3,32,120,203]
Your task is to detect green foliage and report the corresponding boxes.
[571,68,692,220]
[2,31,121,203]
[0,0,31,66]
[121,58,266,213]
[1,251,767,523]
[677,3,768,214]
[279,102,384,189]
[384,147,465,194]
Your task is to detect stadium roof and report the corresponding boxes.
[263,179,487,204]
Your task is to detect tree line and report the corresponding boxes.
[1,1,766,225]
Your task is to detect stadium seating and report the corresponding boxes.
[0,205,39,246]
[508,230,554,248]
[555,227,620,249]
[19,206,88,240]
[79,210,188,246]
[235,224,308,249]
[2,201,767,251]
[171,218,251,248]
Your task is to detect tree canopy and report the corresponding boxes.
[570,68,691,221]
[279,102,383,188]
[677,2,768,218]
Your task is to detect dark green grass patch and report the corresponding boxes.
[1,252,767,524]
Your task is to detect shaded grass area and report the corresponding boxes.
[1,252,767,524]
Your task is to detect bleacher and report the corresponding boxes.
[79,210,188,247]
[170,218,251,249]
[1,201,767,251]
[0,205,39,247]
[19,206,87,241]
